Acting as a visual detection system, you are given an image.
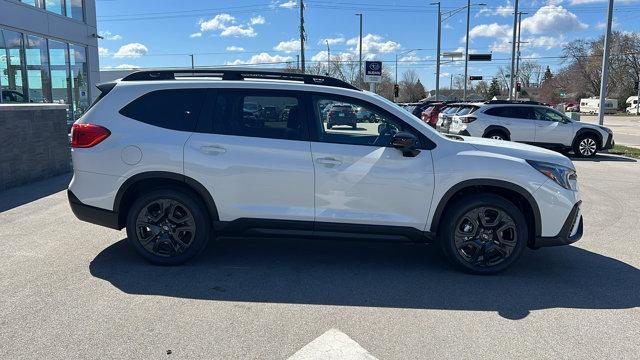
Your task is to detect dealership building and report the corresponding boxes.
[0,0,99,119]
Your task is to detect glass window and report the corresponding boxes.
[69,44,89,119]
[25,34,52,103]
[48,40,71,107]
[212,92,307,141]
[119,89,207,132]
[1,29,28,103]
[534,107,566,122]
[45,0,64,15]
[313,95,416,147]
[66,0,84,21]
[20,0,43,7]
[485,106,531,119]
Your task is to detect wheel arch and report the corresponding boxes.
[574,128,603,148]
[114,171,219,229]
[430,179,541,246]
[482,125,511,140]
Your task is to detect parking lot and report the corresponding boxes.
[581,115,640,148]
[1,155,639,359]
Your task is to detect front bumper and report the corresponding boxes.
[533,200,583,248]
[68,190,121,230]
[602,133,615,150]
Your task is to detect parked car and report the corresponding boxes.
[1,90,27,103]
[435,103,478,133]
[68,69,584,274]
[448,100,614,157]
[327,104,357,129]
[354,106,378,122]
[625,96,638,114]
[579,97,617,115]
[401,102,433,119]
[420,102,446,128]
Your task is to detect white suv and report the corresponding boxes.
[449,101,614,157]
[68,70,583,274]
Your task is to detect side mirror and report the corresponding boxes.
[391,131,420,157]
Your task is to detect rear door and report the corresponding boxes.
[184,89,315,223]
[482,106,535,142]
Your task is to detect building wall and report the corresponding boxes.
[0,104,71,190]
[0,0,99,110]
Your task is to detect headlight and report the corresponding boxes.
[526,160,577,190]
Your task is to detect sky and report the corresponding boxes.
[96,0,640,89]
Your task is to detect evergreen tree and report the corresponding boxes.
[488,78,501,99]
[542,66,553,83]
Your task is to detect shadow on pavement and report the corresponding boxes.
[90,237,640,320]
[570,154,637,162]
[0,173,71,212]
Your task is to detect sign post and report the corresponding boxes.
[365,61,382,93]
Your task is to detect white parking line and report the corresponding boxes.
[288,329,379,360]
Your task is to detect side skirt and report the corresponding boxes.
[213,218,434,243]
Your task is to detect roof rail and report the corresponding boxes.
[120,68,361,91]
[485,100,544,105]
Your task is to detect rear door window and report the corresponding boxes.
[119,89,207,132]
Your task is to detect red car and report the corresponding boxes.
[421,102,446,128]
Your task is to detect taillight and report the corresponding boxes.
[461,116,477,123]
[71,124,111,148]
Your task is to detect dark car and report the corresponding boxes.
[1,90,27,103]
[401,102,434,119]
[327,104,357,129]
[258,106,278,121]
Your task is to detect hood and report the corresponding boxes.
[461,136,575,169]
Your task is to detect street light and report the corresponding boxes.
[355,13,363,84]
[432,2,485,101]
[395,49,427,83]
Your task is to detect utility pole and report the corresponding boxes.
[463,0,471,101]
[514,11,525,100]
[355,13,363,85]
[326,40,330,76]
[431,2,441,101]
[508,0,519,100]
[598,0,614,125]
[296,55,300,71]
[190,54,195,69]
[299,0,305,73]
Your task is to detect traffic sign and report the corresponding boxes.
[365,61,382,83]
[468,54,492,61]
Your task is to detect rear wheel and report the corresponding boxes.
[573,134,599,157]
[484,131,509,141]
[439,194,527,274]
[126,188,210,265]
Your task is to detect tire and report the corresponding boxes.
[126,188,211,265]
[484,131,508,141]
[573,133,599,158]
[438,193,528,275]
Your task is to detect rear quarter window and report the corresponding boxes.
[119,89,207,132]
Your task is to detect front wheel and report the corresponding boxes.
[126,188,211,265]
[439,194,527,274]
[573,134,599,157]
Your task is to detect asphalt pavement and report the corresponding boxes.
[1,155,639,359]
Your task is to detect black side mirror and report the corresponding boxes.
[391,131,420,157]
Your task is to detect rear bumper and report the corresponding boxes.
[533,201,583,248]
[68,190,121,230]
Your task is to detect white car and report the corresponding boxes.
[68,69,583,274]
[449,101,614,157]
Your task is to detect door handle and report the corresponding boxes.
[200,145,227,155]
[316,157,342,167]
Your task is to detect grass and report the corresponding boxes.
[606,144,640,159]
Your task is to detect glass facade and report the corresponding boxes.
[0,27,90,120]
[18,0,84,22]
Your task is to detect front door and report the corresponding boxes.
[309,94,435,230]
[532,107,574,146]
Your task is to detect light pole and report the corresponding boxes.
[463,1,486,101]
[355,13,363,85]
[430,2,441,101]
[395,48,426,84]
[509,0,520,100]
[514,11,528,101]
[326,40,330,76]
[598,0,614,125]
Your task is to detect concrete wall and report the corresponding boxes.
[0,104,71,191]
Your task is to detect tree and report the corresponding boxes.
[542,66,553,83]
[488,78,501,99]
[398,69,425,102]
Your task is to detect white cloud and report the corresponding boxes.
[226,46,245,51]
[346,34,401,56]
[101,64,140,70]
[596,19,619,29]
[226,52,293,65]
[477,1,514,17]
[319,37,346,46]
[98,47,110,57]
[190,32,202,38]
[525,35,566,49]
[468,23,512,40]
[199,13,261,38]
[98,31,122,41]
[311,51,329,62]
[113,43,148,58]
[274,39,300,53]
[250,15,265,25]
[220,25,256,37]
[521,5,587,34]
[199,13,235,31]
[570,0,639,4]
[279,0,297,9]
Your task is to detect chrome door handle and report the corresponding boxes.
[200,145,226,155]
[316,157,342,167]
